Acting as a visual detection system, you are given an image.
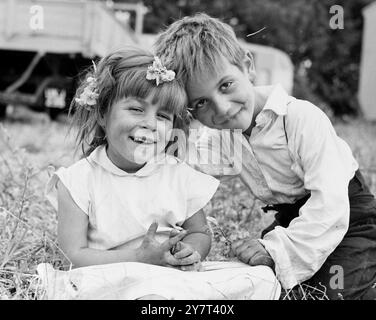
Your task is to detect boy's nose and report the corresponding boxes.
[212,99,232,124]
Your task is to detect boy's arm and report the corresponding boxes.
[258,101,357,289]
[57,181,185,268]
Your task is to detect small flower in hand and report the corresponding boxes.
[206,216,233,258]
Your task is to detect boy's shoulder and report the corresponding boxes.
[286,96,331,125]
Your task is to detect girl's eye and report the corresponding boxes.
[195,99,208,110]
[220,81,233,91]
[158,113,172,121]
[129,107,143,112]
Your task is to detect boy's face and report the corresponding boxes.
[186,55,256,132]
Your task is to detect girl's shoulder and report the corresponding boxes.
[164,155,219,187]
[50,156,98,192]
[45,157,96,213]
[163,154,196,172]
[60,156,96,177]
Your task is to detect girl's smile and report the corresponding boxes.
[104,94,174,173]
[129,135,157,144]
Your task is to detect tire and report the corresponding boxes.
[0,103,7,119]
[46,107,61,120]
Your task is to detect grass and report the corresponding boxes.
[0,108,375,300]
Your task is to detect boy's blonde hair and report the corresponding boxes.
[155,13,247,84]
[69,47,188,157]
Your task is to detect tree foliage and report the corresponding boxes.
[139,0,373,115]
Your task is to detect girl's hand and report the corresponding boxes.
[136,222,187,266]
[170,235,203,271]
[232,238,275,270]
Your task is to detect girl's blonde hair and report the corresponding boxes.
[69,47,189,157]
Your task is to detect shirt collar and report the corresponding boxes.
[259,84,290,115]
[254,84,291,127]
[88,145,178,177]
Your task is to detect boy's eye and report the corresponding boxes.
[220,81,233,91]
[195,99,208,110]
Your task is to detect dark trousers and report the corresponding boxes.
[261,170,376,300]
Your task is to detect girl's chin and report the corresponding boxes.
[132,145,166,164]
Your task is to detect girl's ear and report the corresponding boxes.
[97,111,106,129]
[243,51,257,83]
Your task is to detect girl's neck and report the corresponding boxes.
[106,145,146,173]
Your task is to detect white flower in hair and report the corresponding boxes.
[75,76,99,110]
[146,56,176,86]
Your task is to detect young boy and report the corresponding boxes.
[154,13,376,300]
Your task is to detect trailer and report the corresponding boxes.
[0,0,294,120]
[0,0,144,119]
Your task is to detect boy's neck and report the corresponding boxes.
[243,87,269,137]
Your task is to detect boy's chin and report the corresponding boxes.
[219,121,251,132]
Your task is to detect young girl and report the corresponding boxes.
[37,47,280,300]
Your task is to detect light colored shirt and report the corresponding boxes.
[185,84,359,289]
[45,145,219,251]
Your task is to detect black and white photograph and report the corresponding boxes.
[0,0,375,305]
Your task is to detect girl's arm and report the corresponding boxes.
[180,209,212,261]
[57,181,185,268]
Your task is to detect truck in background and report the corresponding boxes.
[0,0,144,119]
[0,0,293,120]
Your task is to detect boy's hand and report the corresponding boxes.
[232,238,275,270]
[137,222,187,267]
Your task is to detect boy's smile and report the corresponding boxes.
[186,55,257,132]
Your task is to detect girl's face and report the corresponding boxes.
[104,93,174,172]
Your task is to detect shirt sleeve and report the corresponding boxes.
[177,162,220,219]
[45,160,91,215]
[259,101,358,289]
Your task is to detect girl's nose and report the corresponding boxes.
[141,113,157,131]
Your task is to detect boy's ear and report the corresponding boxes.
[243,51,256,83]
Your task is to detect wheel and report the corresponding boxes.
[46,107,61,120]
[0,103,7,119]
